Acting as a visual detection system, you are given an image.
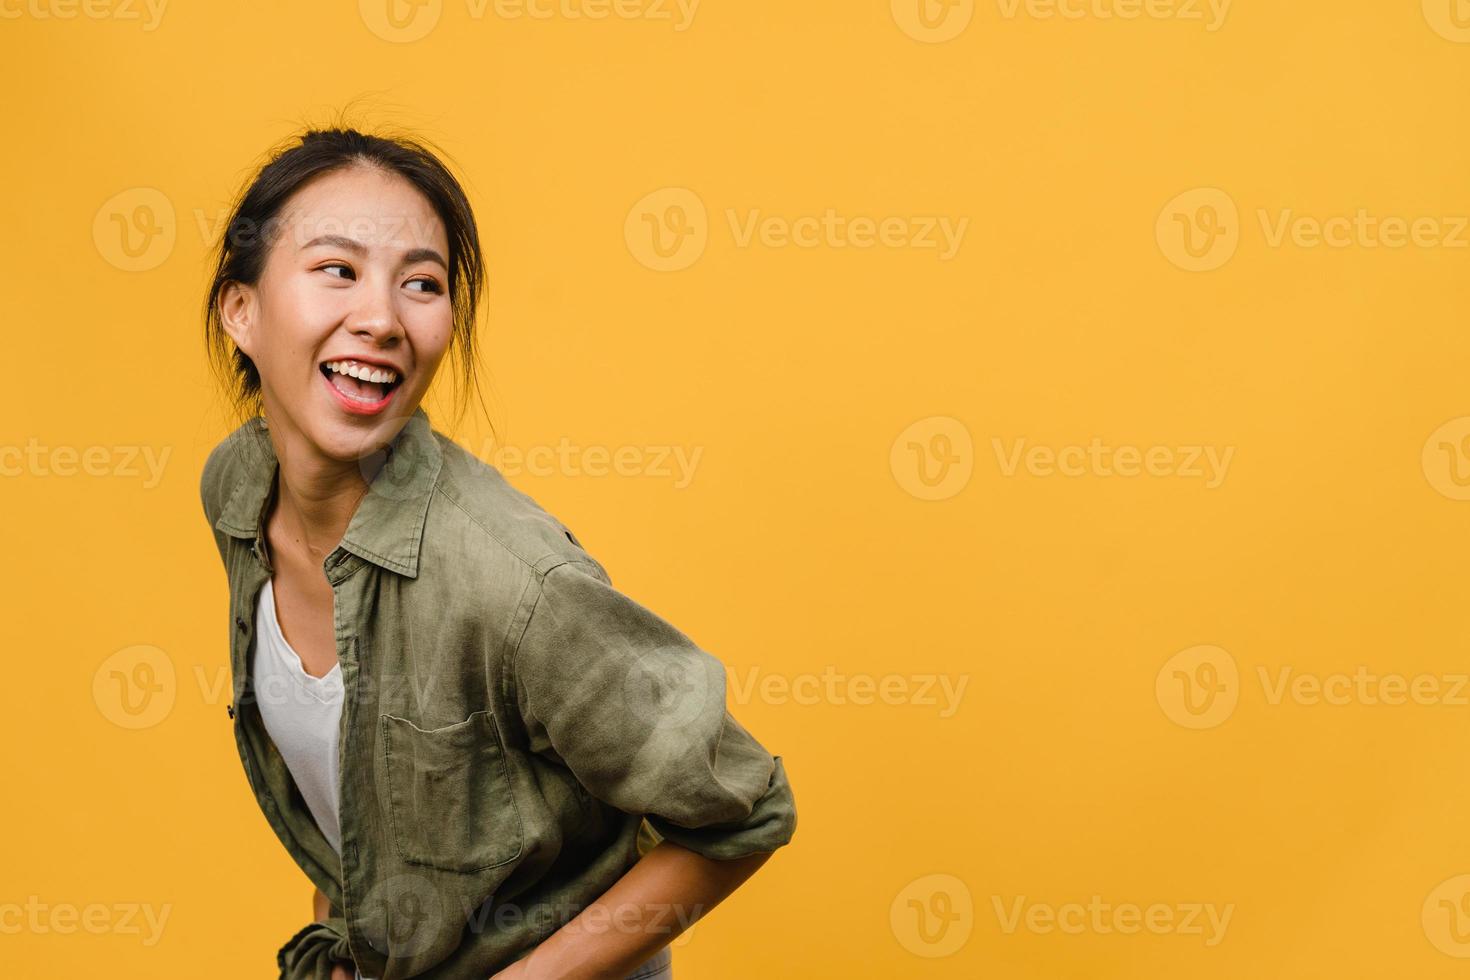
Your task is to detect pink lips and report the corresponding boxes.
[320,366,399,416]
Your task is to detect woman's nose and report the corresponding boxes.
[348,287,404,344]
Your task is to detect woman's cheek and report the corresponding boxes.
[412,313,455,365]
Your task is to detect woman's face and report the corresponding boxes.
[220,165,454,465]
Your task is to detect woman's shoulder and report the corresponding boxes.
[200,417,269,527]
[427,431,603,578]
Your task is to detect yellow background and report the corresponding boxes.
[4,0,1470,976]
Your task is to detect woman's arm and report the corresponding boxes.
[493,841,773,980]
[506,561,799,977]
[312,886,331,923]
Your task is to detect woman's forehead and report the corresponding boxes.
[277,167,448,251]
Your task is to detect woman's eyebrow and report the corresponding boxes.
[300,234,447,269]
[402,246,448,268]
[301,234,367,254]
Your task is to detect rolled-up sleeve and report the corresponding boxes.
[510,558,797,861]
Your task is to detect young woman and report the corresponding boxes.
[199,126,797,980]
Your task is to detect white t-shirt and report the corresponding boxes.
[254,580,365,978]
[252,577,344,855]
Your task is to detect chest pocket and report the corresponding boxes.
[380,709,525,874]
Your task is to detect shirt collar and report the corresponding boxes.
[214,405,443,579]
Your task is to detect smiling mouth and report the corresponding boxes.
[320,359,404,405]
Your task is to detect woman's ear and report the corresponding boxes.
[217,280,257,358]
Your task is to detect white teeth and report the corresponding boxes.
[324,360,397,384]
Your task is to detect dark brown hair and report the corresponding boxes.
[203,122,489,432]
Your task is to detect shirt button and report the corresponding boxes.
[226,703,235,719]
[235,616,248,633]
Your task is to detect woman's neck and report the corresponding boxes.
[264,414,389,559]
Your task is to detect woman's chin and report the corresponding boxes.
[327,422,398,463]
[287,414,396,471]
[266,386,420,471]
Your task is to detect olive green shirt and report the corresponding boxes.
[199,407,797,980]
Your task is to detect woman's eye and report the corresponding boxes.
[321,263,355,280]
[406,277,443,294]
